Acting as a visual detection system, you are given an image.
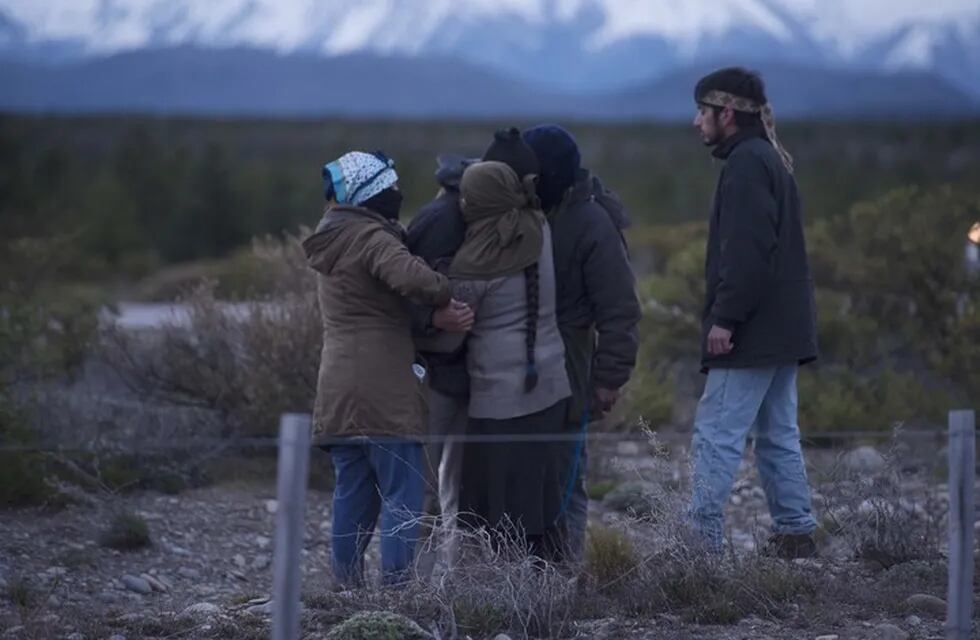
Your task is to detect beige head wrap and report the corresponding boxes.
[700,90,794,174]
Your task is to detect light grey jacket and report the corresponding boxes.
[452,225,571,420]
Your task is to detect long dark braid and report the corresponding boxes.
[524,263,540,392]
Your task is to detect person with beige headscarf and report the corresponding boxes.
[445,150,572,558]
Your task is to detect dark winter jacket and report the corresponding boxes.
[406,154,474,397]
[549,169,641,424]
[701,127,818,371]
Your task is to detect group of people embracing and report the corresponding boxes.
[303,67,821,588]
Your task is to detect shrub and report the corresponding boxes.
[0,233,101,506]
[325,611,430,640]
[99,511,152,550]
[5,576,36,610]
[823,478,944,570]
[649,549,817,624]
[103,232,321,438]
[585,524,638,589]
[0,398,51,506]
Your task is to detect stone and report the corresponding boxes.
[109,635,127,640]
[730,494,743,506]
[246,600,273,616]
[814,635,839,640]
[493,635,514,640]
[120,574,152,595]
[66,634,84,640]
[178,567,202,579]
[3,627,23,637]
[264,499,278,514]
[252,554,271,571]
[904,593,946,617]
[46,595,60,608]
[181,602,222,619]
[841,446,886,474]
[603,482,654,515]
[98,591,121,604]
[255,535,271,549]
[904,615,921,626]
[140,573,168,593]
[616,440,641,456]
[873,624,909,640]
[233,554,246,569]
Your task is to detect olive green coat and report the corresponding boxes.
[302,206,451,441]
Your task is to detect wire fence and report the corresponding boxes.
[0,425,966,454]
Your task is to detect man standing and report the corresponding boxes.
[522,125,641,560]
[689,67,818,557]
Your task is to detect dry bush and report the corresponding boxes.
[308,518,577,639]
[102,232,321,438]
[639,546,818,624]
[817,437,946,569]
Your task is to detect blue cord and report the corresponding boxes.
[555,406,591,522]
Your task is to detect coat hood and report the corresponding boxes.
[565,169,630,232]
[302,206,401,276]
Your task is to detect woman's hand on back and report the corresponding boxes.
[433,299,474,332]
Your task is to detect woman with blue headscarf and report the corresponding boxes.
[303,150,472,586]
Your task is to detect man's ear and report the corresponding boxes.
[720,106,735,128]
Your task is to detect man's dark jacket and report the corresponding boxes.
[406,156,470,397]
[549,169,641,424]
[702,128,818,371]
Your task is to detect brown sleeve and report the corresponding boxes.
[362,227,452,307]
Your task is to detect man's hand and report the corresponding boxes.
[432,299,474,332]
[593,386,621,418]
[707,325,734,356]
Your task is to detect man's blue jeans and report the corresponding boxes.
[688,365,816,550]
[330,439,426,586]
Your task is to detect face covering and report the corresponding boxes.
[361,187,404,221]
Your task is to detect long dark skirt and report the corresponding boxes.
[458,399,570,557]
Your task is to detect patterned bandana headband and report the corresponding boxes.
[699,90,794,174]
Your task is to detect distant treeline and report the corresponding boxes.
[2,114,980,280]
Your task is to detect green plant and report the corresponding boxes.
[0,397,51,507]
[452,601,508,637]
[5,577,36,610]
[586,479,617,501]
[586,524,638,589]
[325,611,430,640]
[99,511,152,550]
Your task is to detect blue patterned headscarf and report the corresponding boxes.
[323,151,398,206]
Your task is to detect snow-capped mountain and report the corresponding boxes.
[0,0,977,96]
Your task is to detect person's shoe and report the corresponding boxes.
[763,533,817,559]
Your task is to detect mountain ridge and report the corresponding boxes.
[1,46,975,120]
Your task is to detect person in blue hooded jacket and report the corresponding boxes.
[522,125,642,561]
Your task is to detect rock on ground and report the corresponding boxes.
[841,446,886,473]
[904,593,946,617]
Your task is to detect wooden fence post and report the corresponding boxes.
[272,413,312,640]
[946,410,976,640]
